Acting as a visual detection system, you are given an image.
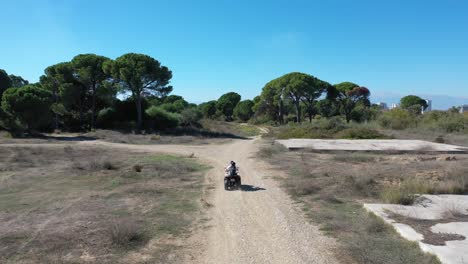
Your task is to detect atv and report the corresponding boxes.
[224,167,241,190]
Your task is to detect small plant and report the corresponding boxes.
[434,135,445,143]
[103,160,116,170]
[109,218,144,246]
[150,134,161,141]
[133,164,143,172]
[335,127,388,139]
[381,187,416,205]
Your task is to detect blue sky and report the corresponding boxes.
[1,0,468,108]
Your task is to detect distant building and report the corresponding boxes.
[390,103,399,109]
[377,102,388,110]
[422,99,432,114]
[460,105,468,113]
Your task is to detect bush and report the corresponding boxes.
[316,116,347,131]
[335,128,388,139]
[179,108,202,127]
[1,85,53,132]
[145,106,180,129]
[97,107,118,128]
[378,109,416,130]
[110,218,145,246]
[277,125,331,139]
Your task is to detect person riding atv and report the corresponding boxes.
[224,161,241,190]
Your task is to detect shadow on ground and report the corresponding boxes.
[41,135,97,141]
[240,185,266,192]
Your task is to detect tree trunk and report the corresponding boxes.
[295,101,301,123]
[278,98,284,125]
[345,110,351,123]
[91,81,96,130]
[53,86,59,130]
[136,94,143,132]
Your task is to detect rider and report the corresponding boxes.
[225,161,237,177]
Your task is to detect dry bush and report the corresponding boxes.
[258,143,287,158]
[102,160,117,170]
[109,218,145,247]
[381,187,417,205]
[133,164,143,172]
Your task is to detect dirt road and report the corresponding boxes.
[3,137,338,263]
[77,137,339,264]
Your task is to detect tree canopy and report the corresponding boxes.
[9,74,29,88]
[400,95,428,114]
[333,82,370,123]
[71,54,111,128]
[1,85,53,132]
[216,92,241,120]
[234,100,254,121]
[103,53,173,130]
[0,69,12,99]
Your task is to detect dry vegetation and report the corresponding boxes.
[259,142,468,264]
[0,145,209,264]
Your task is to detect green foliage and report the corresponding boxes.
[378,109,416,130]
[1,85,53,131]
[179,107,203,127]
[420,110,467,133]
[0,69,12,99]
[333,82,371,123]
[350,103,380,122]
[335,127,388,139]
[234,100,254,121]
[216,92,241,120]
[400,95,428,114]
[8,74,29,88]
[71,54,111,128]
[262,72,330,123]
[97,107,118,128]
[145,106,180,129]
[104,53,173,130]
[159,99,188,113]
[199,100,217,119]
[315,99,340,118]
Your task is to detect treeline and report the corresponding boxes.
[249,72,372,124]
[0,53,256,135]
[1,59,466,136]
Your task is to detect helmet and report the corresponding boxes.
[230,161,236,166]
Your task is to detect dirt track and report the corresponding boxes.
[3,137,338,263]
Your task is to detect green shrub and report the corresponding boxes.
[277,126,331,139]
[145,106,180,129]
[378,109,416,130]
[335,128,388,139]
[97,107,118,128]
[1,85,53,132]
[180,108,203,127]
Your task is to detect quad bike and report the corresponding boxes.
[224,167,241,190]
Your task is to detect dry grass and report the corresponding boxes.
[0,145,208,264]
[259,142,453,264]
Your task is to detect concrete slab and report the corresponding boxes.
[365,195,468,264]
[276,139,468,153]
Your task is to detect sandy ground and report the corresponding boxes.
[2,137,339,264]
[276,139,468,153]
[365,195,468,264]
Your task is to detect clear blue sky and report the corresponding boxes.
[1,0,468,106]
